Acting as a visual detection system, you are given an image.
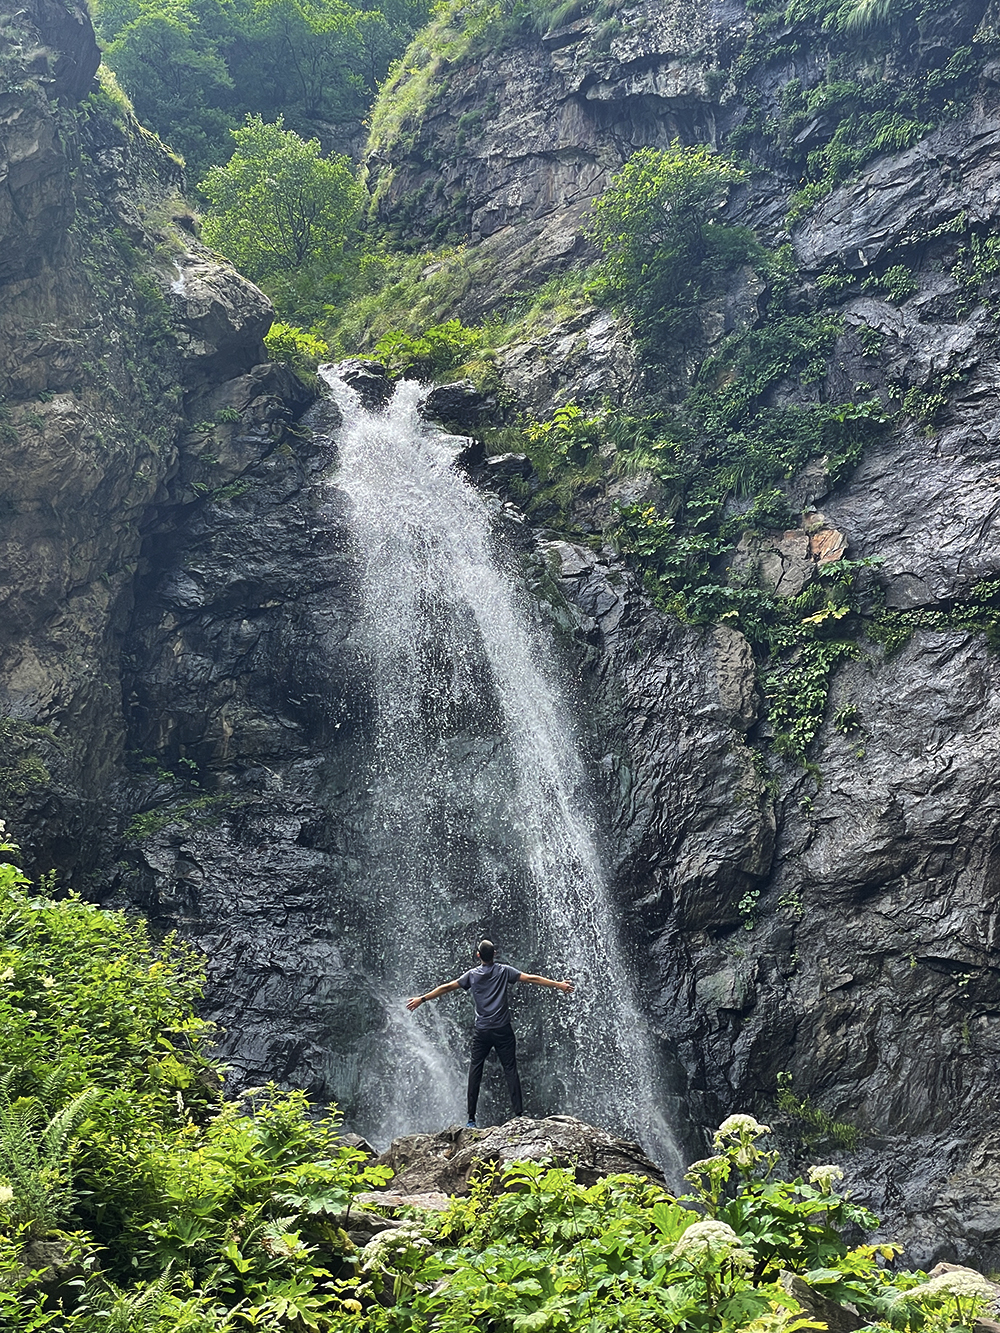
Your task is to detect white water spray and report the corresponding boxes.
[327,371,680,1172]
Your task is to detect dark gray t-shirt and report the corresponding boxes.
[458,962,522,1031]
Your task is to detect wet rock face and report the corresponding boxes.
[9,0,1000,1283]
[0,0,291,872]
[368,0,751,301]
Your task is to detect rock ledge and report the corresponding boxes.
[373,1115,664,1196]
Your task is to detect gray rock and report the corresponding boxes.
[419,379,490,428]
[781,1274,865,1333]
[335,359,393,409]
[354,1190,451,1213]
[375,1116,664,1195]
[498,309,640,417]
[794,109,1000,274]
[484,453,534,481]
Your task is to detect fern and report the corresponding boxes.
[76,1269,178,1333]
[0,1079,101,1233]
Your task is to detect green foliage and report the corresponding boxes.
[0,1083,103,1236]
[835,0,897,32]
[0,720,55,804]
[124,792,230,842]
[200,115,362,284]
[524,402,605,469]
[952,231,1000,316]
[832,702,862,734]
[373,318,485,379]
[862,264,917,303]
[868,576,1000,656]
[102,2,235,173]
[93,0,433,178]
[0,860,213,1115]
[265,321,331,388]
[589,144,762,351]
[87,63,134,128]
[0,829,392,1330]
[764,638,859,760]
[776,1073,862,1152]
[321,246,487,353]
[330,1111,980,1333]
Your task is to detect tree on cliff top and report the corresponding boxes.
[200,114,362,283]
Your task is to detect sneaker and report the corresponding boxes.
[465,1119,477,1129]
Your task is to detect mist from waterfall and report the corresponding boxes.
[326,370,680,1173]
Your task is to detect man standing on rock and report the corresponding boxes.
[406,939,574,1128]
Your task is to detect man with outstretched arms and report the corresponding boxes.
[406,939,574,1128]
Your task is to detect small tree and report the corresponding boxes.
[199,114,362,283]
[589,144,759,347]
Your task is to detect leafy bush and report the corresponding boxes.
[525,402,605,470]
[0,827,390,1330]
[372,318,485,380]
[200,116,362,283]
[330,1111,986,1333]
[265,322,331,387]
[589,144,763,350]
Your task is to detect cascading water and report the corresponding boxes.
[326,369,680,1173]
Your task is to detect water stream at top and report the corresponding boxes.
[326,370,680,1173]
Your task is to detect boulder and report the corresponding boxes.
[373,1115,664,1196]
[484,453,534,482]
[781,1273,865,1333]
[335,359,393,409]
[420,379,491,429]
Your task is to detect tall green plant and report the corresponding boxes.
[0,1081,102,1235]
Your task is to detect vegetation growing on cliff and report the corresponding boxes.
[589,145,762,356]
[200,116,363,289]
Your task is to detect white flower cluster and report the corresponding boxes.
[671,1219,753,1268]
[361,1224,432,1272]
[0,1184,14,1207]
[807,1164,844,1194]
[916,1270,998,1303]
[714,1114,771,1144]
[686,1155,730,1179]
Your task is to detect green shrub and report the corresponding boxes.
[0,828,391,1327]
[265,321,331,388]
[525,402,605,470]
[200,116,362,284]
[329,1111,976,1333]
[373,317,485,380]
[589,144,763,350]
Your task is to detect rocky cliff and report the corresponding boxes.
[0,0,308,871]
[341,0,1000,1266]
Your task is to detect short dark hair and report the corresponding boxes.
[477,939,495,963]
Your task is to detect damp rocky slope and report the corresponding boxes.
[0,0,309,871]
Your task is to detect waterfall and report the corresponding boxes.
[325,370,680,1173]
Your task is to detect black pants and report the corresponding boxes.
[468,1022,523,1120]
